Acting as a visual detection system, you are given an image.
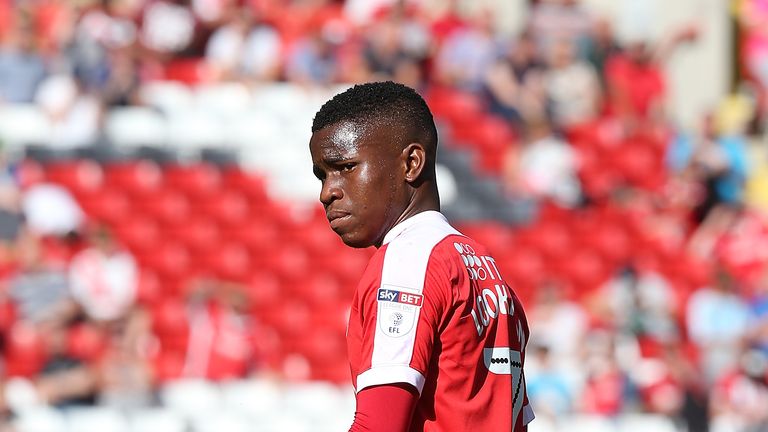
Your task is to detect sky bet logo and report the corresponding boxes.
[377,289,423,307]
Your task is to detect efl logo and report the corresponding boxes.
[377,289,423,307]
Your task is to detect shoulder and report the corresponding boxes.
[378,212,465,289]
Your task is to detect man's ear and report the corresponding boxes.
[402,143,427,183]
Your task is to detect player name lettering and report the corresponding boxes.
[470,284,515,337]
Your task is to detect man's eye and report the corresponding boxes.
[342,163,356,172]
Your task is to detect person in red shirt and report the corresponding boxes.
[309,81,534,431]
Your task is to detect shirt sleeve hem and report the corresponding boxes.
[522,403,535,425]
[355,365,426,395]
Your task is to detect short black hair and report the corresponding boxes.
[312,81,438,154]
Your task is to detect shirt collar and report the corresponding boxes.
[382,210,447,245]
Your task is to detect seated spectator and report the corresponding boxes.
[21,182,84,237]
[483,31,548,129]
[739,0,768,120]
[139,0,197,57]
[205,8,282,83]
[596,264,680,345]
[710,348,768,431]
[179,278,260,381]
[687,267,752,384]
[0,15,47,104]
[544,37,601,127]
[285,27,341,86]
[434,9,498,92]
[502,116,582,208]
[5,230,75,327]
[68,225,137,323]
[529,0,593,58]
[526,343,575,421]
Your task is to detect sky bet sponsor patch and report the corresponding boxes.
[377,288,424,307]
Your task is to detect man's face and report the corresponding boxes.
[309,121,407,248]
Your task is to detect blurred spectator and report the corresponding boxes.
[544,37,600,127]
[596,265,679,345]
[21,183,84,237]
[710,348,768,432]
[529,0,593,58]
[205,8,281,82]
[286,27,340,86]
[5,230,74,326]
[35,73,104,148]
[0,15,47,104]
[502,116,582,208]
[604,24,697,127]
[582,16,621,88]
[739,0,768,119]
[68,225,137,323]
[687,268,751,384]
[750,268,768,356]
[673,113,749,224]
[180,278,259,380]
[528,280,588,369]
[140,0,197,57]
[579,329,628,416]
[483,31,548,129]
[526,343,575,420]
[434,9,497,91]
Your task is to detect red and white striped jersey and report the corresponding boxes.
[347,211,534,431]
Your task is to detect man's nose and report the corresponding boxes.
[320,178,343,205]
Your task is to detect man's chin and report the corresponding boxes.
[338,232,374,249]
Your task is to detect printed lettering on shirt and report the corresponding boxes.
[377,285,420,338]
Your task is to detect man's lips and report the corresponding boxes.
[326,210,351,228]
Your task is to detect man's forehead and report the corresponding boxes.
[312,121,367,156]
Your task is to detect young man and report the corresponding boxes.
[309,81,534,432]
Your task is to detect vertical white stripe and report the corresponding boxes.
[369,212,460,370]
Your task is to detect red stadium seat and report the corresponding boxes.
[245,270,282,312]
[3,324,46,378]
[67,324,108,362]
[198,243,251,280]
[112,217,161,254]
[220,167,269,201]
[17,159,45,189]
[135,189,191,225]
[162,58,214,85]
[197,190,250,225]
[102,161,163,196]
[164,163,222,198]
[77,187,131,224]
[165,217,220,253]
[136,242,191,279]
[44,160,103,195]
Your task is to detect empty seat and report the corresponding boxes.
[164,163,222,197]
[139,81,194,115]
[105,107,168,148]
[44,160,103,194]
[13,406,67,432]
[194,83,252,119]
[161,379,222,423]
[102,161,163,196]
[129,408,186,432]
[0,104,53,154]
[66,407,129,432]
[167,110,226,152]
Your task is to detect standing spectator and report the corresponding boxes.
[544,37,600,127]
[0,15,47,104]
[687,268,752,384]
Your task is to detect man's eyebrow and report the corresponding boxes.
[322,153,352,164]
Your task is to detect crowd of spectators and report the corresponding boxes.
[0,0,768,431]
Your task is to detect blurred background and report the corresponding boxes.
[0,0,765,431]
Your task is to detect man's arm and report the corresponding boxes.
[349,383,419,432]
